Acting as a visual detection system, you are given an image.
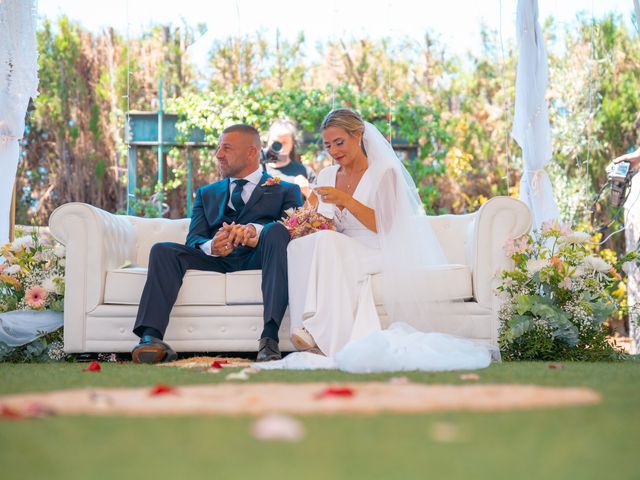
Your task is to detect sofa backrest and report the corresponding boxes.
[129,211,477,268]
[128,216,190,266]
[425,213,475,266]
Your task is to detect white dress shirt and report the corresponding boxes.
[200,167,265,255]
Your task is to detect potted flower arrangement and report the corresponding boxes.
[497,220,638,361]
[0,228,66,362]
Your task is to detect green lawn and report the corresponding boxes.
[1,360,639,480]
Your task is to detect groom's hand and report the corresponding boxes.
[211,224,234,256]
[228,224,259,249]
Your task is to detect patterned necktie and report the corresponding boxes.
[231,179,249,213]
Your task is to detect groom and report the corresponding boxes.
[132,124,302,363]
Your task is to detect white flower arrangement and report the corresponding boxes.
[497,220,637,360]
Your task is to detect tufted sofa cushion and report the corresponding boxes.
[102,263,473,306]
[104,268,226,305]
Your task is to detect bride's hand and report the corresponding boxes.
[314,186,352,209]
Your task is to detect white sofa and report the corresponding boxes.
[48,197,531,354]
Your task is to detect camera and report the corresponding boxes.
[606,161,635,207]
[261,140,283,162]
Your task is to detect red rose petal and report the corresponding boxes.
[1,405,23,419]
[314,387,355,399]
[211,360,229,369]
[149,384,177,396]
[548,363,565,369]
[83,360,101,372]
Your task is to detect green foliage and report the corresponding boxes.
[169,85,453,212]
[116,186,164,218]
[500,321,623,361]
[0,328,67,363]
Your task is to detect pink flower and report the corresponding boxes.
[502,238,516,257]
[541,220,573,237]
[541,220,555,235]
[503,235,529,257]
[24,286,48,309]
[515,235,529,252]
[557,224,571,237]
[558,277,572,290]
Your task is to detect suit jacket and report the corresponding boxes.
[185,171,302,251]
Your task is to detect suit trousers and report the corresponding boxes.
[133,222,291,341]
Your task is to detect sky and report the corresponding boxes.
[38,0,637,68]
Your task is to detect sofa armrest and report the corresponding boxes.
[468,197,531,308]
[49,203,136,352]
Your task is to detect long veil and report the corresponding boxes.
[363,122,450,327]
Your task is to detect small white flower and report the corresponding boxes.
[4,264,21,275]
[42,277,62,294]
[53,244,65,258]
[558,231,591,245]
[251,414,305,442]
[225,371,249,381]
[526,259,547,274]
[11,235,34,250]
[582,255,612,273]
[502,277,514,288]
[59,259,66,268]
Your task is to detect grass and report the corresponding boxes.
[1,359,639,480]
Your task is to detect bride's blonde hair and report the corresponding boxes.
[321,108,365,136]
[321,108,366,154]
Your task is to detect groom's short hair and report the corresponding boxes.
[222,124,261,148]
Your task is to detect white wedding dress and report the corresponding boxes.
[287,165,383,356]
[256,123,493,373]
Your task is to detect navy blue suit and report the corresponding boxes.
[133,171,303,342]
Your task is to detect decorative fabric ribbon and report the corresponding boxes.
[524,168,547,196]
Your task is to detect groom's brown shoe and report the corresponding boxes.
[132,335,177,364]
[256,337,282,362]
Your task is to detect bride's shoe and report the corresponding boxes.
[291,327,323,355]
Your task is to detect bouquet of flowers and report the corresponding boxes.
[0,229,65,313]
[280,204,337,239]
[497,220,637,361]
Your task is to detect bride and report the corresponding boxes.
[278,109,491,372]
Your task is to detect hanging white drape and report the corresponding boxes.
[0,0,39,246]
[511,0,559,230]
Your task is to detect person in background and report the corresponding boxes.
[613,147,640,170]
[264,119,317,199]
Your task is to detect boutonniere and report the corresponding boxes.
[261,177,281,187]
